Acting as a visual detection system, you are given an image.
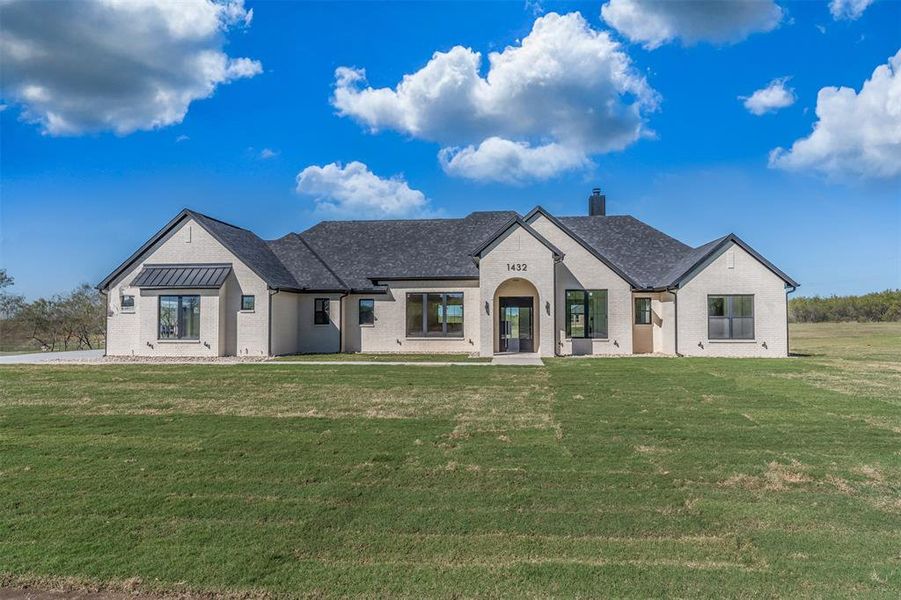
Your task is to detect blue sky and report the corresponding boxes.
[1,0,899,299]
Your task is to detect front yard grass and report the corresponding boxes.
[273,352,489,362]
[0,323,898,597]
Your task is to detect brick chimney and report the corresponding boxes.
[588,187,606,216]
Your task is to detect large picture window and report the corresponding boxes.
[158,295,200,340]
[406,292,464,337]
[565,290,608,338]
[708,295,754,340]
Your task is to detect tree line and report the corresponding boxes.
[0,269,106,352]
[788,289,901,323]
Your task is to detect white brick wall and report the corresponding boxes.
[296,293,342,354]
[529,215,633,355]
[676,243,789,357]
[105,217,270,357]
[343,281,480,354]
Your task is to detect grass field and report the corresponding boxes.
[273,352,490,362]
[1,323,899,597]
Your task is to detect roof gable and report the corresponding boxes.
[97,209,299,291]
[470,215,564,261]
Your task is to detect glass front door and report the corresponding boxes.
[499,297,534,353]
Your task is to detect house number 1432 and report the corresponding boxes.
[506,263,527,272]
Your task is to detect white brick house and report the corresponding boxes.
[98,190,798,358]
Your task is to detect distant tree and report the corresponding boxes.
[12,283,106,351]
[789,289,901,323]
[0,268,25,318]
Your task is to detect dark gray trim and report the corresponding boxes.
[707,294,755,340]
[405,292,465,338]
[785,285,796,356]
[672,234,799,289]
[470,215,564,260]
[523,206,640,288]
[563,288,609,339]
[370,276,480,283]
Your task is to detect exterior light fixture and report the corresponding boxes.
[484,300,490,315]
[545,300,550,315]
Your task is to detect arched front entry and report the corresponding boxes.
[493,278,540,353]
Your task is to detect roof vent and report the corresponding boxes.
[588,187,606,216]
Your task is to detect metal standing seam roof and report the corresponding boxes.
[131,264,232,289]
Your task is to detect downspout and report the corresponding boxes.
[100,289,109,357]
[268,288,278,357]
[785,285,797,356]
[671,287,682,357]
[338,291,349,353]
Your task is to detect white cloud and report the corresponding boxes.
[600,0,783,49]
[829,0,874,21]
[770,49,901,179]
[260,148,279,159]
[332,12,657,183]
[0,0,262,136]
[741,77,796,115]
[175,135,190,143]
[439,138,590,184]
[295,161,429,218]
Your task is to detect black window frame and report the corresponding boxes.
[241,295,255,311]
[314,298,330,325]
[634,297,651,325]
[359,298,375,326]
[158,295,200,341]
[120,294,135,313]
[707,294,755,340]
[405,292,464,338]
[565,289,608,339]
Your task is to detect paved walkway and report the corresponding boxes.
[0,351,545,367]
[0,349,104,364]
[491,352,545,366]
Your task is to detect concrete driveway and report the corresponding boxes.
[0,349,105,364]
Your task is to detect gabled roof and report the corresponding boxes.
[524,207,642,287]
[99,206,797,294]
[666,233,799,289]
[297,211,517,291]
[469,214,564,261]
[98,209,299,291]
[525,206,797,290]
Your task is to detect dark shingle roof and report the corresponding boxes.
[267,233,346,291]
[188,211,299,290]
[101,206,796,293]
[297,211,517,291]
[557,215,694,288]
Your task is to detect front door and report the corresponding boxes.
[499,297,534,353]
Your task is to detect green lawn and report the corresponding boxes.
[273,352,490,362]
[1,324,899,597]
